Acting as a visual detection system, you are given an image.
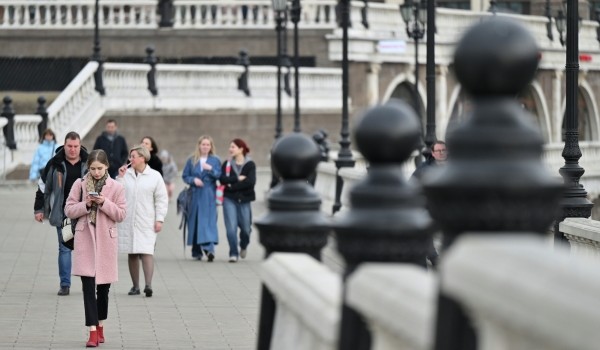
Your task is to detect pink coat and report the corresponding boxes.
[64,177,127,284]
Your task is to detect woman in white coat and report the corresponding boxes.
[117,144,168,297]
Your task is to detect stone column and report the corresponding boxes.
[552,69,563,143]
[366,62,381,106]
[437,65,449,140]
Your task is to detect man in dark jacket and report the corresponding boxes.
[410,140,447,267]
[33,131,88,296]
[93,119,128,178]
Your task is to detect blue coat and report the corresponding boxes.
[29,140,57,181]
[182,155,222,245]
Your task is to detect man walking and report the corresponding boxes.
[93,119,128,178]
[34,132,89,296]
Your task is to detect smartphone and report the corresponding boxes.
[88,191,99,197]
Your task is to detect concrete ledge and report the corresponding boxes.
[347,264,436,350]
[442,234,600,350]
[261,253,341,348]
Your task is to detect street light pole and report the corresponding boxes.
[92,0,105,96]
[424,0,436,160]
[400,0,426,160]
[332,0,356,215]
[290,0,301,133]
[555,0,593,243]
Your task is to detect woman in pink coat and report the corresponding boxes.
[64,149,126,348]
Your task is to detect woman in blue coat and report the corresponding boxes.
[182,135,222,261]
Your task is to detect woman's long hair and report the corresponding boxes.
[192,135,216,164]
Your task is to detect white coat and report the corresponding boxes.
[117,165,168,254]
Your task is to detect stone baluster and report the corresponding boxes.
[420,18,564,350]
[332,100,434,350]
[255,133,331,350]
[1,96,16,150]
[144,46,158,96]
[36,96,48,139]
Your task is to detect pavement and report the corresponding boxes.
[0,177,269,350]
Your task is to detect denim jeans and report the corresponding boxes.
[56,227,72,287]
[222,198,252,258]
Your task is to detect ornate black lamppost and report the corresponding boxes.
[145,46,158,96]
[332,0,356,214]
[400,0,428,159]
[290,0,301,132]
[92,0,105,96]
[553,0,594,243]
[425,0,436,160]
[273,0,288,140]
[36,96,48,139]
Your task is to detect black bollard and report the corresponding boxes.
[36,96,48,140]
[332,100,434,350]
[254,133,330,350]
[421,18,563,350]
[237,49,251,97]
[158,0,174,27]
[144,46,158,96]
[2,96,16,150]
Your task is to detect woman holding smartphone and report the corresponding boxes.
[64,150,127,347]
[117,145,168,297]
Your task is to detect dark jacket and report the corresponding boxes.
[34,146,89,227]
[219,158,256,203]
[148,153,164,177]
[93,132,128,177]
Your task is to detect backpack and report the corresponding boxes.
[177,186,193,253]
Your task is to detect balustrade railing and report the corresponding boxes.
[560,218,600,259]
[0,0,156,29]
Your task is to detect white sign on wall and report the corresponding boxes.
[377,40,407,54]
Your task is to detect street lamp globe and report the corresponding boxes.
[400,2,413,23]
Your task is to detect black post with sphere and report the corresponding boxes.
[255,133,330,350]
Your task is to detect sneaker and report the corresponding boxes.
[228,256,238,263]
[240,249,247,259]
[207,252,215,262]
[128,286,140,295]
[57,286,70,296]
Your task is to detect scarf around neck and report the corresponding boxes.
[85,172,108,225]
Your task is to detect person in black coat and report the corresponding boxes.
[219,138,256,263]
[93,119,128,178]
[141,136,163,177]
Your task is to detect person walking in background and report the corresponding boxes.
[410,140,448,267]
[117,145,168,297]
[140,136,163,177]
[159,149,178,201]
[93,119,128,179]
[33,131,89,296]
[29,128,58,182]
[182,136,221,261]
[64,150,126,348]
[219,138,256,263]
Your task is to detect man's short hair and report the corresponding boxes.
[106,119,117,125]
[64,131,81,143]
[431,140,446,151]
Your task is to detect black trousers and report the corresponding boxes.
[81,276,111,327]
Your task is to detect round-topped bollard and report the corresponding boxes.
[422,18,564,350]
[423,18,563,241]
[332,100,434,350]
[255,133,331,350]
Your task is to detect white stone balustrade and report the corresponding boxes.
[0,0,156,29]
[442,234,600,350]
[13,115,43,165]
[173,0,337,29]
[560,218,600,259]
[346,264,436,350]
[261,253,341,350]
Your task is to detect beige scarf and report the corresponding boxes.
[85,172,108,225]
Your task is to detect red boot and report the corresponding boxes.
[97,325,105,343]
[86,330,98,347]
